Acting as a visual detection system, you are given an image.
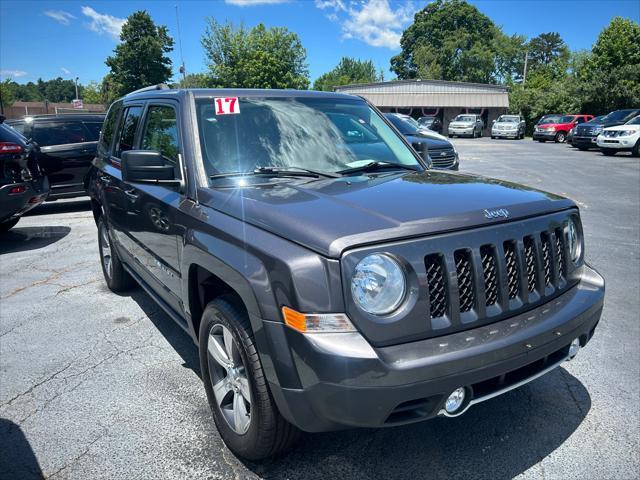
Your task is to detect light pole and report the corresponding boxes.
[74,76,79,100]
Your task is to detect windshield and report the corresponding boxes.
[496,115,519,123]
[601,110,639,123]
[626,115,640,125]
[384,114,418,135]
[538,115,561,124]
[418,117,435,125]
[558,115,575,123]
[454,115,476,122]
[586,116,604,124]
[196,97,421,178]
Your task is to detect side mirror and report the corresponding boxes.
[412,142,432,168]
[121,150,180,185]
[492,119,496,124]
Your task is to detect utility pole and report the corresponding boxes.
[522,52,529,87]
[74,76,79,100]
[175,4,186,83]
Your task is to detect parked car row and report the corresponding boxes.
[534,109,640,157]
[0,113,105,231]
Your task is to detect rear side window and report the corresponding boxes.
[33,121,91,146]
[83,122,103,141]
[7,122,26,135]
[115,106,143,157]
[141,105,180,164]
[99,102,122,156]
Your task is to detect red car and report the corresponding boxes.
[533,114,594,143]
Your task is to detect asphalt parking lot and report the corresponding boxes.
[1,138,638,480]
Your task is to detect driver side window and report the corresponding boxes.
[141,105,180,164]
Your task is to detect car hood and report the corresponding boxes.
[449,121,475,127]
[603,124,640,131]
[537,123,570,128]
[493,122,519,127]
[199,172,574,258]
[404,132,451,149]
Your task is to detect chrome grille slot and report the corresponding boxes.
[541,232,552,286]
[555,228,565,279]
[425,254,448,318]
[504,241,520,300]
[454,250,475,313]
[523,236,538,293]
[481,245,498,306]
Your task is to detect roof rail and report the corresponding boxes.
[125,84,170,96]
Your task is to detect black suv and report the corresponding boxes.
[7,114,105,199]
[0,118,49,231]
[573,108,640,150]
[87,87,604,460]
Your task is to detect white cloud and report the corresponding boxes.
[0,69,28,79]
[225,0,289,5]
[44,10,76,25]
[81,6,125,40]
[61,67,72,76]
[318,0,415,49]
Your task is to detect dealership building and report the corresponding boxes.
[335,79,510,133]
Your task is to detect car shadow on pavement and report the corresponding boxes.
[0,226,70,255]
[246,368,590,480]
[0,419,43,480]
[25,199,91,217]
[126,288,201,377]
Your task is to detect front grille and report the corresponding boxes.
[425,254,448,318]
[423,218,574,324]
[576,125,599,136]
[428,147,456,169]
[455,250,475,312]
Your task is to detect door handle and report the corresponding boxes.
[98,174,112,184]
[124,189,139,201]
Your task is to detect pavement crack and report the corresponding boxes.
[0,362,74,409]
[47,431,106,479]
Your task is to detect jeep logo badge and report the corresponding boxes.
[483,208,510,219]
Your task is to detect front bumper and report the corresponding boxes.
[448,127,474,136]
[263,264,604,432]
[0,176,49,223]
[573,135,599,148]
[493,129,519,138]
[533,131,556,140]
[597,136,638,150]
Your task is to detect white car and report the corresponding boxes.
[448,114,484,138]
[491,115,526,139]
[596,115,640,156]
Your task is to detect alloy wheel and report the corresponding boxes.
[207,324,251,434]
[100,222,113,279]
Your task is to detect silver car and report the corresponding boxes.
[491,115,526,140]
[448,114,484,138]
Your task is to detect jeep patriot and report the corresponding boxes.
[87,86,605,460]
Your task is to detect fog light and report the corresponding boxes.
[568,338,581,358]
[445,387,466,413]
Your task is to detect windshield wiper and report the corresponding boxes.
[337,161,421,176]
[210,166,339,180]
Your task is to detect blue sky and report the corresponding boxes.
[1,0,638,86]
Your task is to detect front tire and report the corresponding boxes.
[98,217,135,292]
[632,140,639,157]
[199,298,299,460]
[0,218,19,232]
[555,132,566,143]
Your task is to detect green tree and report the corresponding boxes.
[202,19,309,89]
[576,17,640,113]
[105,11,174,97]
[391,0,521,83]
[313,57,381,91]
[0,79,15,114]
[82,81,102,104]
[527,32,570,68]
[174,73,214,88]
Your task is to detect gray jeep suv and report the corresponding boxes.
[87,86,604,460]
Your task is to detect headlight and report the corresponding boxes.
[351,254,406,315]
[617,130,635,137]
[567,218,582,264]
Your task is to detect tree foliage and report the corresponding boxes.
[105,11,174,98]
[313,57,381,91]
[82,81,102,104]
[201,19,309,89]
[391,0,525,84]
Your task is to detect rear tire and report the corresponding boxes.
[0,218,19,232]
[601,148,617,156]
[97,217,135,292]
[199,297,300,460]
